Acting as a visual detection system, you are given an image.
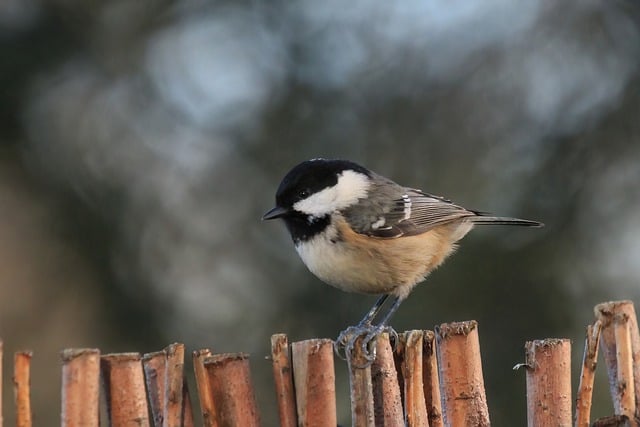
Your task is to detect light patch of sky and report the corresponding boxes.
[145,9,287,129]
[289,0,541,88]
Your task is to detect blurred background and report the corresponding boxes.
[1,0,640,424]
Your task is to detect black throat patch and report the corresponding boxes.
[282,213,331,243]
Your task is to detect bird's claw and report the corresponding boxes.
[334,324,397,368]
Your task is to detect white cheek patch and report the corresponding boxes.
[293,170,370,217]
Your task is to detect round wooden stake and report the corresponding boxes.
[436,320,490,427]
[291,339,337,426]
[101,352,150,427]
[270,334,297,427]
[371,333,403,427]
[524,339,571,427]
[14,351,33,427]
[423,331,443,427]
[204,353,261,427]
[61,348,100,426]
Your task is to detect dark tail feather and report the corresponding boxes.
[471,215,544,227]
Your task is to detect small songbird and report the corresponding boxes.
[263,158,542,362]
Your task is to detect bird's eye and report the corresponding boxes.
[299,189,310,199]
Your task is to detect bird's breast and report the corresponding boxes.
[294,216,468,298]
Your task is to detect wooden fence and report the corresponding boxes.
[3,299,640,426]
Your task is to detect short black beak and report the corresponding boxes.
[262,206,289,220]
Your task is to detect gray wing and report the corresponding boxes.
[343,177,476,238]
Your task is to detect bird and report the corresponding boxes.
[263,158,543,364]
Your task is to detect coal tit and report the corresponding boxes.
[263,158,542,362]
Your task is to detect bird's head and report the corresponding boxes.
[263,159,371,240]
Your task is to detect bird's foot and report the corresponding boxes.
[334,323,398,368]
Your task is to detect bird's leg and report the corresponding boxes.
[335,295,389,359]
[360,296,402,352]
[334,295,403,367]
[356,294,390,326]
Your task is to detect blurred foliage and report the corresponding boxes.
[1,0,640,424]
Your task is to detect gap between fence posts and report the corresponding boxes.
[61,348,100,426]
[436,320,490,427]
[524,338,571,427]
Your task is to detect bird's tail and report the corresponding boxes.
[471,214,543,227]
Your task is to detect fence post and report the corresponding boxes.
[61,348,100,426]
[291,339,337,426]
[204,353,261,427]
[436,320,490,427]
[371,333,403,427]
[524,339,571,427]
[422,331,443,427]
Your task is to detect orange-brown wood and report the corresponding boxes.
[595,300,640,421]
[164,343,186,427]
[371,333,403,427]
[422,331,443,427]
[575,321,602,427]
[401,330,429,427]
[270,334,297,427]
[193,349,217,427]
[525,339,571,427]
[347,335,375,427]
[614,314,636,422]
[204,353,261,427]
[143,350,166,426]
[291,339,337,426]
[101,352,150,427]
[14,351,32,427]
[61,348,100,427]
[436,321,490,427]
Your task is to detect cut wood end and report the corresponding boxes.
[294,338,333,355]
[526,338,568,348]
[164,342,185,357]
[271,334,288,352]
[404,330,424,347]
[524,338,570,368]
[204,352,249,366]
[60,348,100,362]
[436,320,478,339]
[142,351,165,362]
[594,300,635,322]
[101,352,142,363]
[193,349,213,359]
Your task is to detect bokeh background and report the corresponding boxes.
[2,0,640,424]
